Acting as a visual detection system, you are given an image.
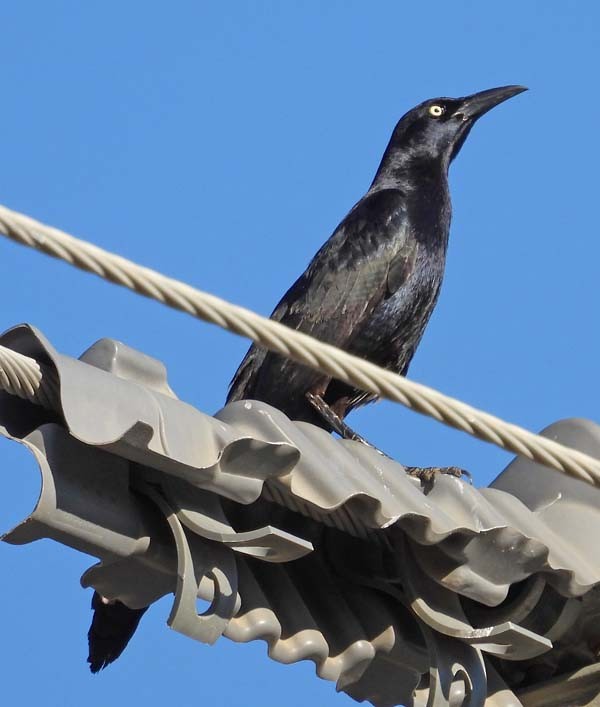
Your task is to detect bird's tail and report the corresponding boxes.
[87,591,148,673]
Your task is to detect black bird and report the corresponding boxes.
[228,86,526,438]
[86,86,525,673]
[87,593,146,673]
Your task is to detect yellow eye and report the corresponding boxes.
[429,104,444,117]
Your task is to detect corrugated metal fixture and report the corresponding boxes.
[2,324,600,707]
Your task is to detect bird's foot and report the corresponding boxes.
[306,392,387,456]
[405,466,472,484]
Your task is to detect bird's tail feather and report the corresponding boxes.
[87,591,148,673]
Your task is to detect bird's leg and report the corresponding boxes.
[404,466,472,483]
[305,392,367,441]
[305,392,385,453]
[305,394,471,480]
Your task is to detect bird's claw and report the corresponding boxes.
[405,465,472,484]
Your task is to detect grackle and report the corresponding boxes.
[87,86,526,673]
[228,86,526,441]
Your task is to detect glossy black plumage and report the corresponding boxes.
[86,86,525,672]
[228,86,526,427]
[87,593,147,673]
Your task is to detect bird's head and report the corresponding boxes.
[376,86,527,182]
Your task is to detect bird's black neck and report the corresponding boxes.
[370,150,449,195]
[369,152,451,249]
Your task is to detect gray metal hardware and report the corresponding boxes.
[2,324,600,706]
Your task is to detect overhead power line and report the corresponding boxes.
[0,342,58,409]
[1,203,599,485]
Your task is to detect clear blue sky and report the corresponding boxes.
[1,2,598,705]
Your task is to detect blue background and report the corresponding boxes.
[0,2,598,705]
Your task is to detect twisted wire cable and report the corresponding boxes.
[1,203,599,485]
[0,343,59,410]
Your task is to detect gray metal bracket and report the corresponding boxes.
[3,324,600,706]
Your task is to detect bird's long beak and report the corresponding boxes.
[455,85,527,121]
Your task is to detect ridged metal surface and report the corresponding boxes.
[217,402,600,605]
[3,324,600,706]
